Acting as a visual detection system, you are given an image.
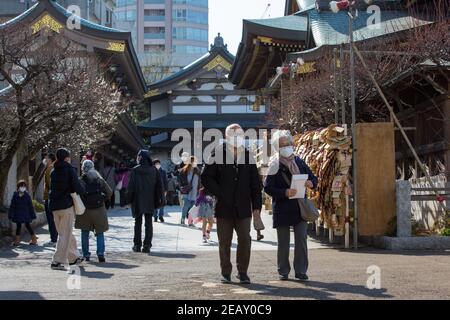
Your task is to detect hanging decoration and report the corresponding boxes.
[294,124,352,235]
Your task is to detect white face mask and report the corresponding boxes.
[279,146,294,158]
[42,159,48,166]
[19,187,26,193]
[155,164,161,170]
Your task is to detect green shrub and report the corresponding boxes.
[442,228,450,237]
[32,200,45,212]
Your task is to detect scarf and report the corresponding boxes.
[279,154,300,176]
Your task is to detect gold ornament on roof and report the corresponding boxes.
[144,89,160,99]
[203,55,232,72]
[107,42,126,52]
[31,14,64,34]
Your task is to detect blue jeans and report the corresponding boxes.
[44,200,58,243]
[153,206,164,219]
[182,199,195,220]
[81,230,105,257]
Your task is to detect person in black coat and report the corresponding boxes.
[264,130,318,282]
[49,148,85,270]
[127,150,163,253]
[153,159,168,223]
[201,123,262,284]
[8,180,37,246]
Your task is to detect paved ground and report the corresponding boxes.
[0,207,449,300]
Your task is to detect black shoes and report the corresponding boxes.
[98,256,106,263]
[236,273,251,284]
[154,217,158,222]
[132,245,141,252]
[295,274,309,281]
[69,257,84,266]
[51,263,66,270]
[279,274,289,281]
[221,274,232,284]
[142,246,151,253]
[159,216,164,223]
[84,256,90,262]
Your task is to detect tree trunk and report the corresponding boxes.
[0,154,15,208]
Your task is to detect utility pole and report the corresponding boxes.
[348,4,358,250]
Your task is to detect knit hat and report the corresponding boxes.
[137,149,152,164]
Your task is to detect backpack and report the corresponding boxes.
[81,176,105,209]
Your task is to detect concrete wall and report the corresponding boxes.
[410,174,448,231]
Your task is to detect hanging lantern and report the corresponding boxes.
[329,0,350,13]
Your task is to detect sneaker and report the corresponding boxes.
[206,231,211,240]
[98,256,106,263]
[51,263,66,271]
[220,274,232,284]
[180,219,185,225]
[84,256,91,262]
[69,257,84,266]
[236,273,251,284]
[154,217,158,222]
[257,234,264,241]
[142,246,151,253]
[159,216,165,223]
[279,274,289,281]
[132,246,141,253]
[202,235,208,243]
[295,274,309,281]
[45,241,57,247]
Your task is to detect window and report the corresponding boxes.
[172,9,208,24]
[172,27,207,41]
[173,0,208,7]
[117,0,136,7]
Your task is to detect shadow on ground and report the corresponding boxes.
[0,291,45,300]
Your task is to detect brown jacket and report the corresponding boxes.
[43,165,53,201]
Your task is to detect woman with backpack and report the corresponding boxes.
[178,156,201,226]
[75,160,112,263]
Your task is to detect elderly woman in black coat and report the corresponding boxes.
[264,130,318,281]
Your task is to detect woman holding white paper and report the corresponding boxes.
[264,130,317,281]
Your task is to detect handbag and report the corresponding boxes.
[116,179,123,191]
[281,172,319,223]
[71,193,86,216]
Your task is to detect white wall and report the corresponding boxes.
[222,105,266,113]
[151,99,169,120]
[173,105,216,113]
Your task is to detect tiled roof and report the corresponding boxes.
[308,9,432,46]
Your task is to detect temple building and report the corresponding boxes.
[138,34,270,165]
[0,0,147,204]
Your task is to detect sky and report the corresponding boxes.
[208,0,285,55]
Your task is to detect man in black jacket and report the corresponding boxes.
[49,148,85,270]
[201,124,262,284]
[127,150,163,253]
[153,159,168,223]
